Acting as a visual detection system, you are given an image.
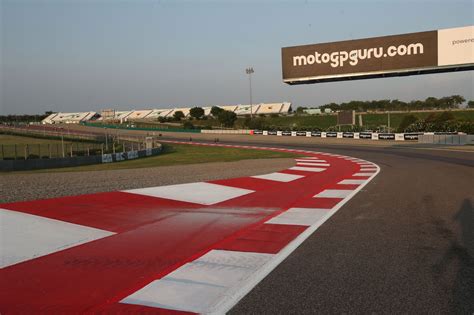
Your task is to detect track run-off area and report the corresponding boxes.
[1,141,380,313]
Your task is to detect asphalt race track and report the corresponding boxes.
[159,134,474,313]
[216,140,474,314]
[1,133,473,313]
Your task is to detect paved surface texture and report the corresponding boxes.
[220,140,474,314]
[1,145,377,313]
[0,158,294,203]
[1,128,473,313]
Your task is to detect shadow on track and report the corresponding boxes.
[432,199,474,313]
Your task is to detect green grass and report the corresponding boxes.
[359,111,474,130]
[188,110,474,131]
[5,143,298,173]
[0,134,76,145]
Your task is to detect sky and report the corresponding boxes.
[1,0,473,115]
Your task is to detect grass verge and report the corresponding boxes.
[2,143,299,174]
[0,134,77,145]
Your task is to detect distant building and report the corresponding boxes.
[303,108,322,115]
[41,102,292,124]
[41,112,99,124]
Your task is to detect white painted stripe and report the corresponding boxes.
[121,250,272,313]
[251,172,304,182]
[125,182,254,205]
[294,159,327,163]
[121,278,223,313]
[146,142,382,315]
[360,168,377,172]
[288,166,326,173]
[197,250,272,269]
[209,162,380,314]
[338,179,366,185]
[353,173,374,177]
[314,189,353,198]
[266,208,329,226]
[296,162,330,167]
[0,208,114,269]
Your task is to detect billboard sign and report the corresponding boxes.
[282,26,473,84]
[337,110,356,125]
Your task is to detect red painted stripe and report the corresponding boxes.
[100,303,195,314]
[216,224,307,254]
[0,143,367,313]
[0,208,275,313]
[1,192,202,233]
[293,197,343,209]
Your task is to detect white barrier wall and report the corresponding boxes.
[418,134,469,145]
[201,129,252,135]
[205,129,471,145]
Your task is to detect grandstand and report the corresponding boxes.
[168,108,191,118]
[41,102,292,124]
[280,102,292,114]
[41,112,99,124]
[256,102,287,114]
[235,104,260,115]
[126,110,154,120]
[144,109,173,119]
[202,107,213,116]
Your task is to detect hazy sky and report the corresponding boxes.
[1,0,473,114]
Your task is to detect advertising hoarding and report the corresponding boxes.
[282,26,473,84]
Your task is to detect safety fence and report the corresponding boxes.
[0,126,158,160]
[0,146,163,171]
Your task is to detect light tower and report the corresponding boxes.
[245,67,254,118]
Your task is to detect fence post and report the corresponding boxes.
[61,135,65,158]
[25,144,28,160]
[101,143,104,155]
[70,144,73,157]
[87,147,90,156]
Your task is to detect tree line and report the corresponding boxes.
[316,95,473,112]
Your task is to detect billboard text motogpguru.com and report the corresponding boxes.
[292,43,424,68]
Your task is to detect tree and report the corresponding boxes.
[295,107,307,114]
[173,111,185,121]
[182,121,194,129]
[218,110,237,127]
[450,95,466,108]
[189,107,205,120]
[468,100,474,108]
[243,117,264,129]
[211,106,224,117]
[397,114,418,132]
[434,111,455,123]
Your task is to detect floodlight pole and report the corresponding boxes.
[246,67,254,118]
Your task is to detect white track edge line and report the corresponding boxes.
[207,152,381,315]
